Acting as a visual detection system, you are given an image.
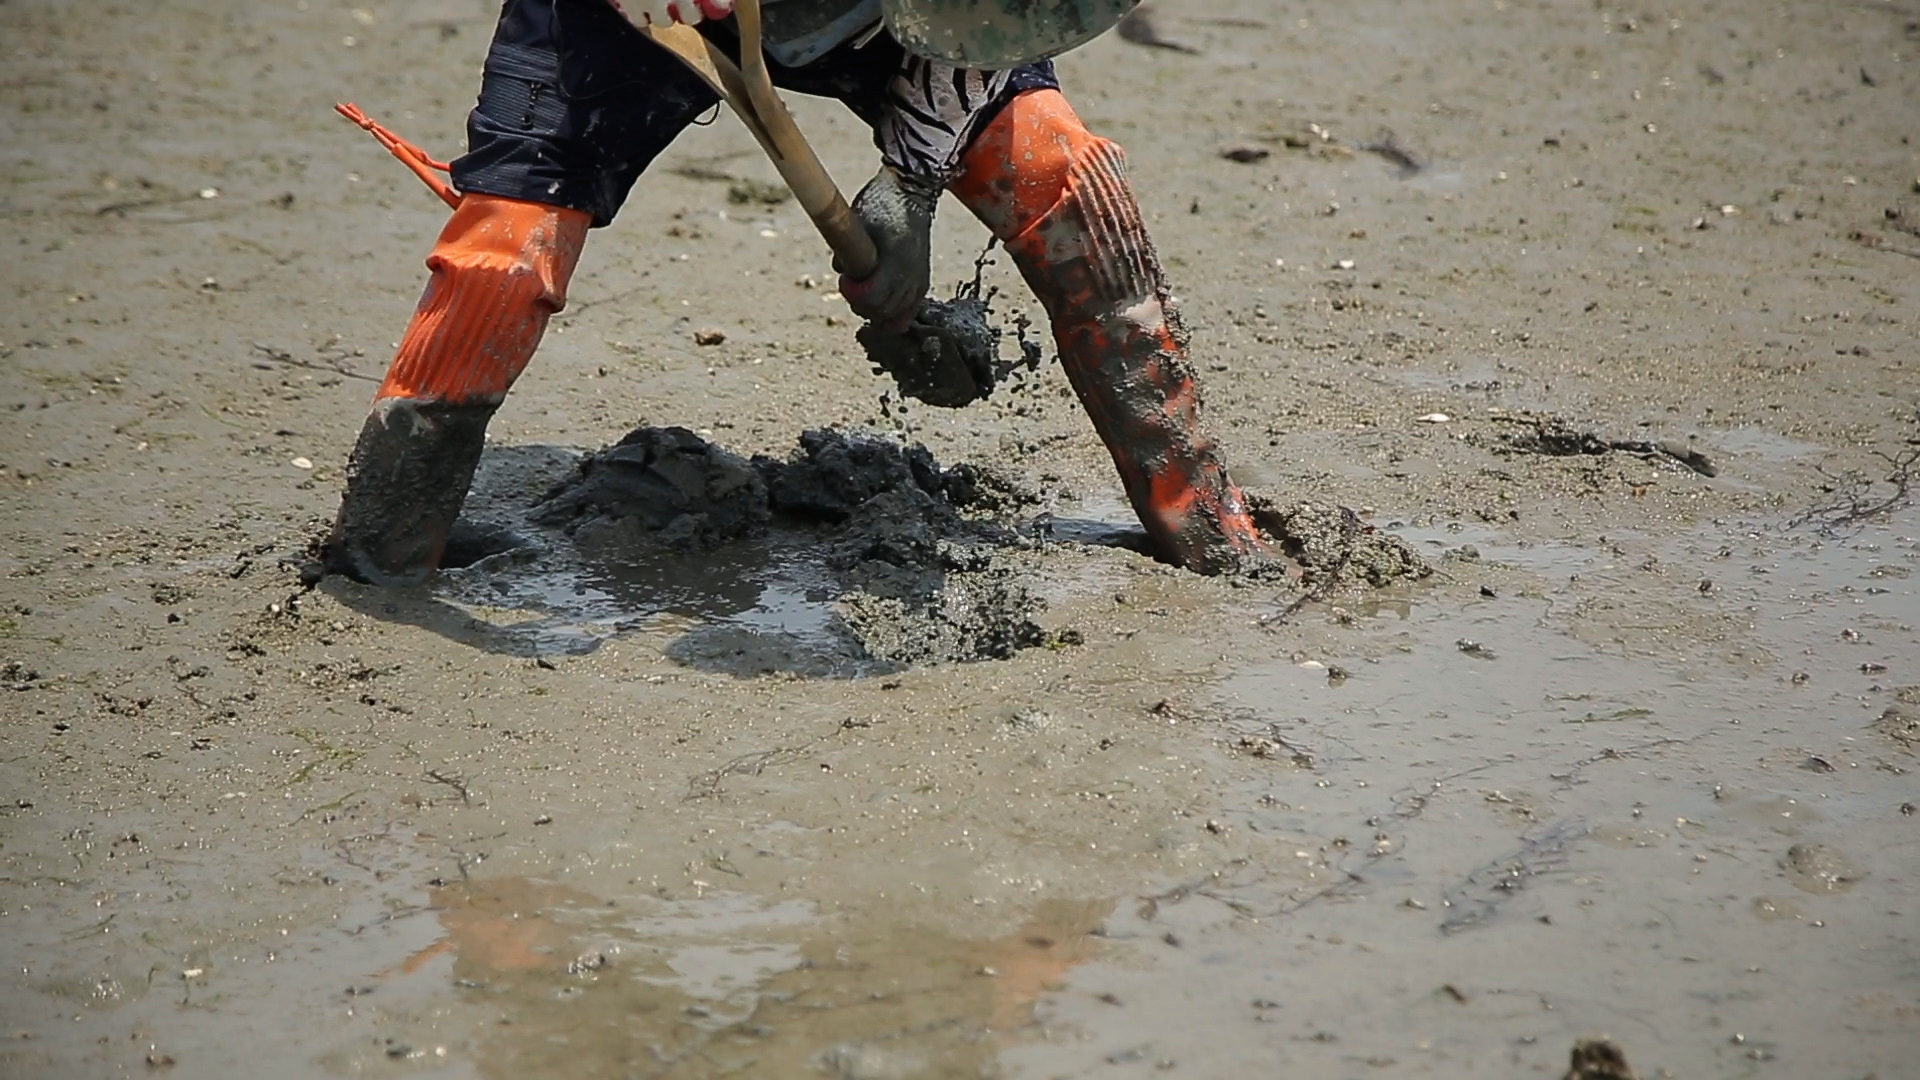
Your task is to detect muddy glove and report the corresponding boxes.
[614,0,733,27]
[838,166,939,328]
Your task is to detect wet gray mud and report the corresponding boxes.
[323,397,496,586]
[1251,498,1432,587]
[406,428,1419,672]
[859,296,1003,409]
[6,1,1920,1078]
[396,426,1061,674]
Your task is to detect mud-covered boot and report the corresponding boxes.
[952,90,1269,575]
[327,194,589,584]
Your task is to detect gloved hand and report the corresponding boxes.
[618,0,734,28]
[838,166,939,328]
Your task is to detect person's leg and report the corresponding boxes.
[327,0,719,584]
[950,88,1268,575]
[327,195,589,584]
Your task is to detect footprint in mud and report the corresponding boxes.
[1872,701,1919,750]
[1779,842,1868,894]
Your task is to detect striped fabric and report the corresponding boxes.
[878,57,1013,185]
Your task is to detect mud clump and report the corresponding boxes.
[1251,499,1433,587]
[532,426,1047,666]
[532,426,770,550]
[763,427,976,523]
[859,296,1000,409]
[1564,1037,1641,1080]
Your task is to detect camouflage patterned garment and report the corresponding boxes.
[882,0,1136,68]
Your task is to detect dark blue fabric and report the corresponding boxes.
[451,0,1057,227]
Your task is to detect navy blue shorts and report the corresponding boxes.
[452,0,1058,227]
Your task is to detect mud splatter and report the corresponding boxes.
[839,543,1049,666]
[1251,499,1433,587]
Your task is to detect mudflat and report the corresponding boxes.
[2,1,1916,1076]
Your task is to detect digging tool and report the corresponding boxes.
[639,14,875,278]
[641,1,1002,407]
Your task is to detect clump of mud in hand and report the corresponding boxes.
[859,297,999,408]
[861,258,1043,409]
[532,426,1047,665]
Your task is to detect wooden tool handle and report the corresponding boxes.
[733,0,878,277]
[642,6,878,278]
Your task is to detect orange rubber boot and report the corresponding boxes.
[952,90,1268,575]
[326,194,590,584]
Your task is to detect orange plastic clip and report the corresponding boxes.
[334,103,461,209]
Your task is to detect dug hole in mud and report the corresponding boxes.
[315,422,1430,673]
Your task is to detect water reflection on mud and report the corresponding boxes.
[361,877,1110,1079]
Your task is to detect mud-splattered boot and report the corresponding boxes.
[952,89,1269,575]
[326,194,589,584]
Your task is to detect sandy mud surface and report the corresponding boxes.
[3,0,1918,1076]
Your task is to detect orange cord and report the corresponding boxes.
[334,102,461,209]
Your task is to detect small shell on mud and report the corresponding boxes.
[1416,413,1451,423]
[290,457,314,470]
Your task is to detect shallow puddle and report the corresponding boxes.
[196,520,1920,1074]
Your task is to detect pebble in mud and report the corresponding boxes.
[1779,843,1867,894]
